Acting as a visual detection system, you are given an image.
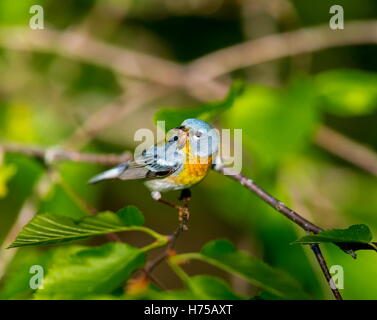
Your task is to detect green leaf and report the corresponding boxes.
[175,239,310,299]
[154,81,244,130]
[315,69,377,116]
[294,224,373,244]
[34,242,145,299]
[8,206,157,248]
[117,206,144,226]
[186,275,242,300]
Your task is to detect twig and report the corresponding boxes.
[0,142,131,166]
[213,164,343,300]
[144,213,189,275]
[144,193,191,275]
[214,165,323,234]
[310,244,342,300]
[138,271,167,291]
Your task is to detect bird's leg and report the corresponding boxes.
[179,188,191,205]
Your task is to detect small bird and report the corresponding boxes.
[89,119,219,210]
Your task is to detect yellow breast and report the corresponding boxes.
[166,140,212,186]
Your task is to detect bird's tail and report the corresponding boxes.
[88,162,129,184]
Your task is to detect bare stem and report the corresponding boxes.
[215,166,323,234]
[310,244,342,300]
[213,164,342,300]
[145,194,191,275]
[0,142,131,166]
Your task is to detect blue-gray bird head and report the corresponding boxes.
[176,118,220,158]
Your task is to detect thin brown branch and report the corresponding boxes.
[315,125,377,177]
[310,244,342,300]
[215,165,323,234]
[213,164,342,300]
[138,270,167,290]
[144,217,188,275]
[145,195,190,275]
[0,142,131,166]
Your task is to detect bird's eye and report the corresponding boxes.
[173,135,179,141]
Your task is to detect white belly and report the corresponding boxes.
[144,178,188,193]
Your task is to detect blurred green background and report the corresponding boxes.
[0,0,377,300]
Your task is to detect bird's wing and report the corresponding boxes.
[121,142,182,179]
[88,141,182,184]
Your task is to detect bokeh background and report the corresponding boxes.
[0,0,377,299]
